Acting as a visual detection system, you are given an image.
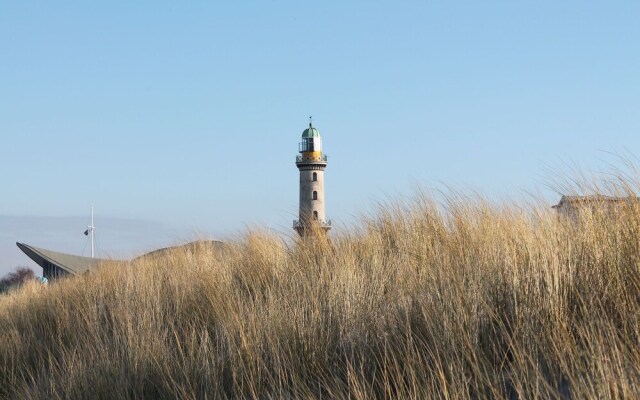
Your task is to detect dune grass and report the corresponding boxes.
[1,188,640,399]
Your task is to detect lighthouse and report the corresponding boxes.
[294,117,331,236]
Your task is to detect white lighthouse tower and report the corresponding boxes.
[294,117,331,236]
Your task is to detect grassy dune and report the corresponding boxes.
[1,190,640,399]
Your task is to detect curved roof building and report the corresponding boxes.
[16,242,105,279]
[16,240,227,280]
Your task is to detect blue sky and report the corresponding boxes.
[1,1,639,273]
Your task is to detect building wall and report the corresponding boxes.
[42,260,69,280]
[299,167,326,222]
[555,199,632,223]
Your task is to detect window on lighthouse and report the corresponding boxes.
[300,138,315,152]
[313,191,318,200]
[313,211,318,220]
[312,172,317,181]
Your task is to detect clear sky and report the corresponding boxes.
[1,1,639,273]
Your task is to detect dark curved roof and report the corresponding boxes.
[16,242,105,275]
[17,240,226,276]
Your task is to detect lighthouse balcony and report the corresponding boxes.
[296,154,328,163]
[293,219,332,229]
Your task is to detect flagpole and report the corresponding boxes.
[90,205,95,259]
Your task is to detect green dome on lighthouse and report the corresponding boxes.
[302,118,321,138]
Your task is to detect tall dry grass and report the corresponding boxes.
[1,186,640,399]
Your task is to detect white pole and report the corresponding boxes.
[90,204,95,259]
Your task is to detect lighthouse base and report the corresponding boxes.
[293,220,331,237]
